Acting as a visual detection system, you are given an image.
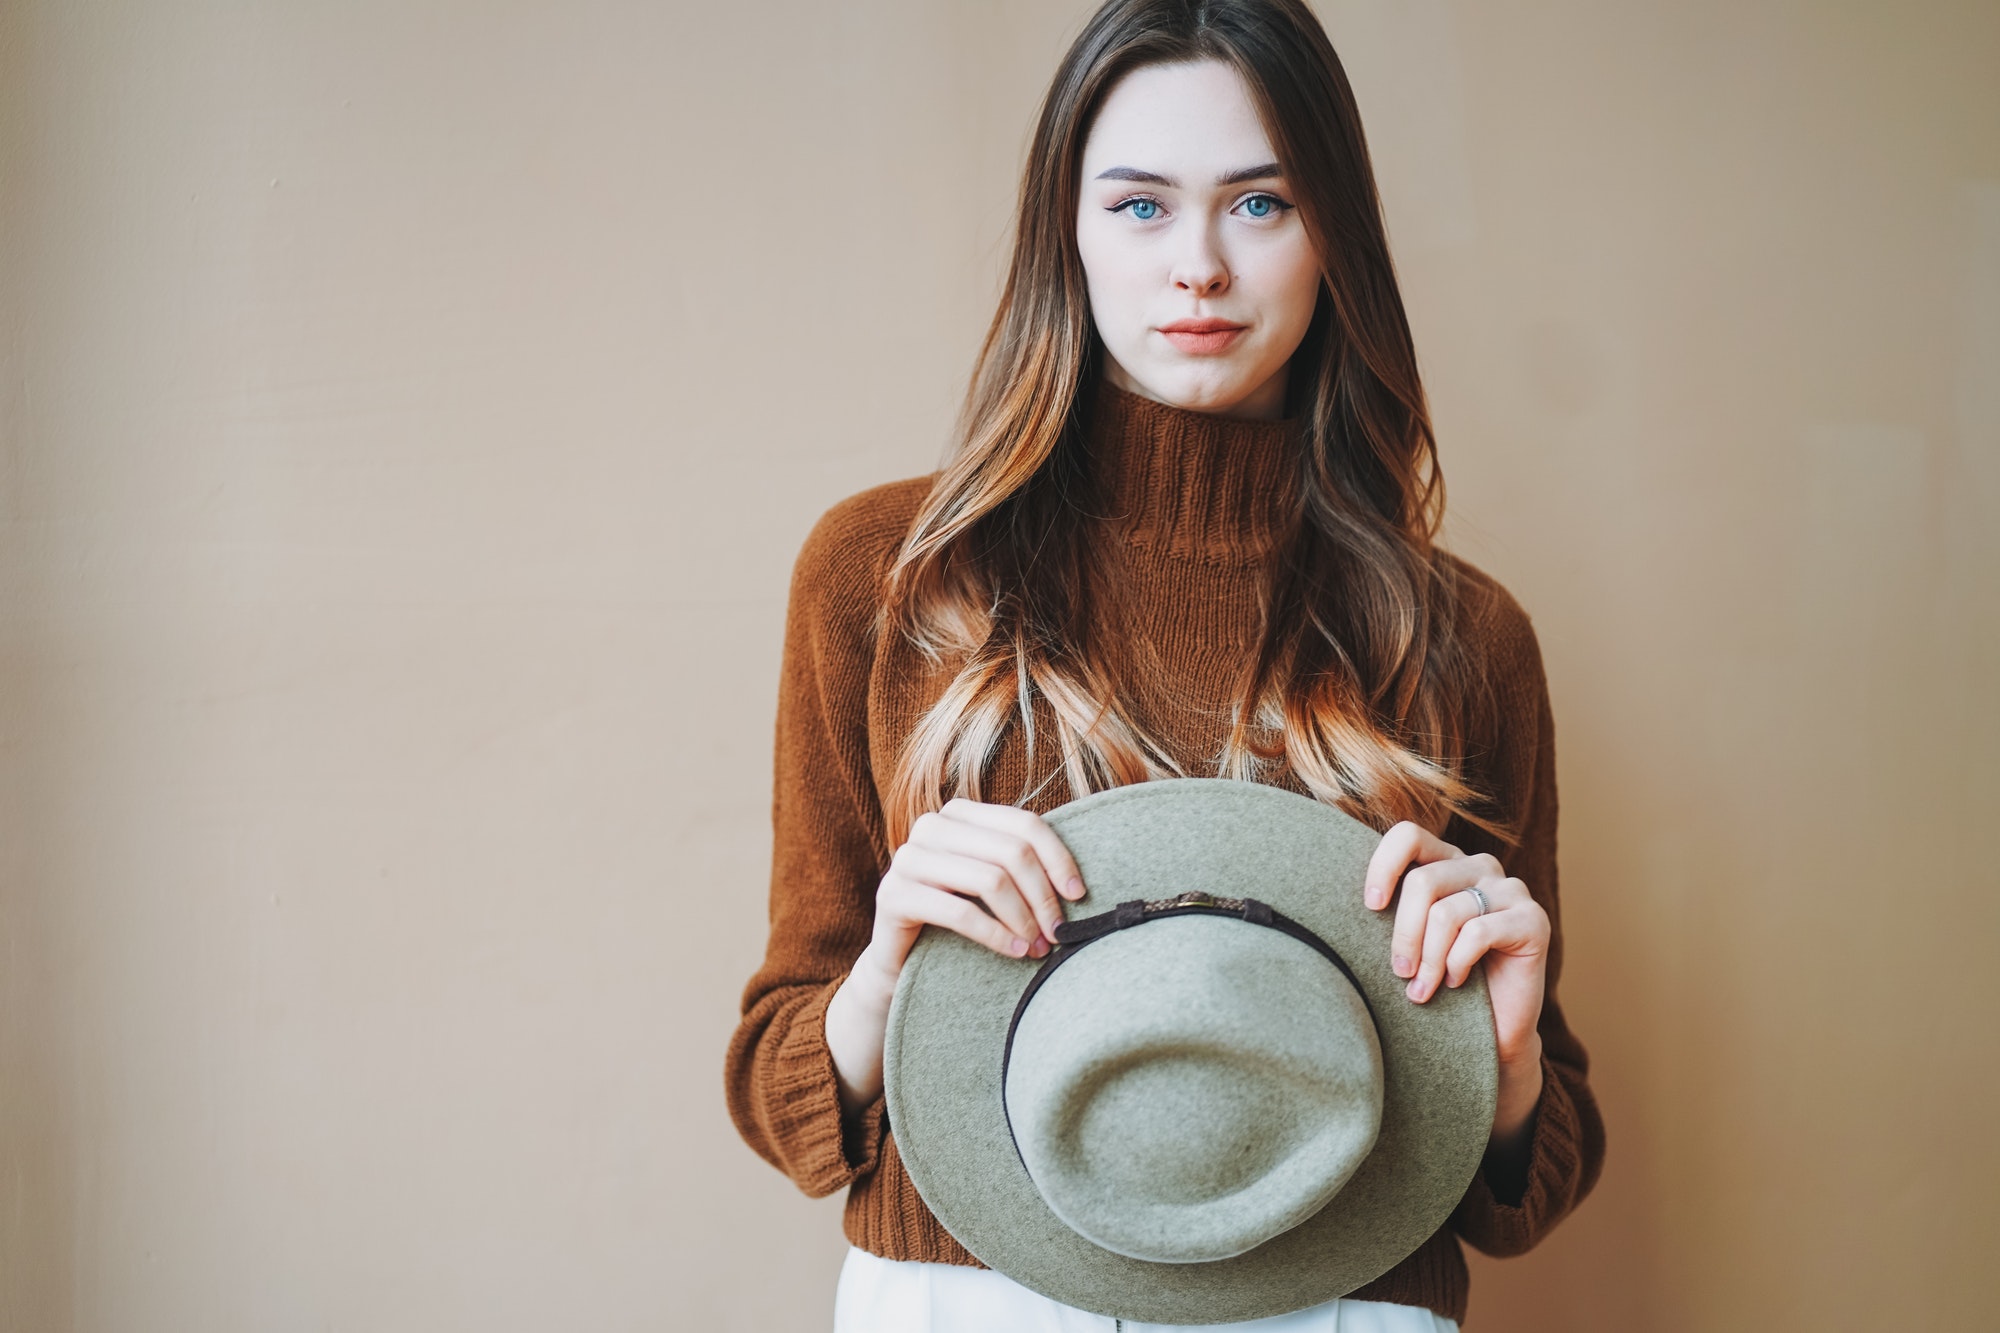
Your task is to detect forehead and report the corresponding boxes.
[1080,59,1276,176]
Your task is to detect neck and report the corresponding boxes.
[1083,378,1299,564]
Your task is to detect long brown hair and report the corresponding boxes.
[881,0,1501,847]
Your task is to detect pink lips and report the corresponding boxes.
[1157,318,1248,355]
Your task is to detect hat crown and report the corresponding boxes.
[1003,910,1383,1263]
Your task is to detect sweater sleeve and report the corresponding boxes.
[720,482,924,1198]
[1444,581,1608,1256]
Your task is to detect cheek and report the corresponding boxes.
[1266,237,1322,338]
[1232,233,1321,358]
[1076,219,1154,340]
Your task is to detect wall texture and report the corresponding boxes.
[3,2,1995,1330]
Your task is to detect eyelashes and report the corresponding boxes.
[1105,191,1296,222]
[1111,195,1165,221]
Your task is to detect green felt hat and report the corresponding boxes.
[881,778,1497,1324]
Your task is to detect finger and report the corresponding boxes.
[1444,891,1548,988]
[924,806,1069,944]
[1390,852,1499,979]
[1409,887,1485,1003]
[941,799,1088,903]
[879,876,1032,959]
[1440,913,1497,991]
[888,843,1042,951]
[906,809,1064,957]
[1364,821,1461,911]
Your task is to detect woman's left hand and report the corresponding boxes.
[1365,822,1550,1153]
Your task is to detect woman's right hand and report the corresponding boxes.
[824,797,1087,1117]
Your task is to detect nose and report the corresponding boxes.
[1169,221,1230,298]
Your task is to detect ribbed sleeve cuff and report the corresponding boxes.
[762,973,888,1198]
[1451,1052,1587,1256]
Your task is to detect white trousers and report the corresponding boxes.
[833,1246,1460,1333]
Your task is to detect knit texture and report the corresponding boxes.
[722,382,1607,1325]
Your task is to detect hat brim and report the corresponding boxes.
[881,778,1498,1324]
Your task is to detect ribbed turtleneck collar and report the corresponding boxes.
[1082,379,1299,563]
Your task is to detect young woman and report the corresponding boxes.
[724,1,1605,1328]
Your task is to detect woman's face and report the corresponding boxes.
[1075,60,1322,421]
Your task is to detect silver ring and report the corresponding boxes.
[1462,886,1489,917]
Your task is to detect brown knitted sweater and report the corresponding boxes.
[722,382,1605,1325]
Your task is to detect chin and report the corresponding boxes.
[1130,363,1266,416]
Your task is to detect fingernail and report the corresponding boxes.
[1009,937,1029,957]
[1064,876,1084,900]
[1029,937,1050,958]
[1392,954,1412,978]
[1406,978,1426,1002]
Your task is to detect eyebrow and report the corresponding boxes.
[1093,162,1285,187]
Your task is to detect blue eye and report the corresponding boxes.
[1240,194,1287,218]
[1124,198,1161,221]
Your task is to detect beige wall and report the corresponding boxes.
[3,2,1995,1329]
